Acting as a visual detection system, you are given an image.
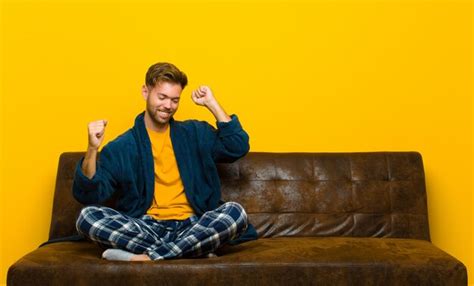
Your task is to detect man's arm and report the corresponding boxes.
[82,120,108,178]
[191,85,250,163]
[73,119,118,205]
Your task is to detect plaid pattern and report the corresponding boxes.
[76,202,248,260]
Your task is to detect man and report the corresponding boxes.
[73,62,257,261]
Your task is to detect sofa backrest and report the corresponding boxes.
[49,152,430,241]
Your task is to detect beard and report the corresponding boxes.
[146,103,174,127]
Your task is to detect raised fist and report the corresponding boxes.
[88,120,107,150]
[191,85,216,107]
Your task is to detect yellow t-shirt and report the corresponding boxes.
[145,125,194,220]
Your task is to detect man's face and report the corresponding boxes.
[142,81,182,127]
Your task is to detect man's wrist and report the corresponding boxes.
[86,146,99,154]
[206,100,231,123]
[205,99,220,112]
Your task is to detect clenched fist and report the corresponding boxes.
[191,85,217,107]
[88,120,108,150]
[191,85,231,123]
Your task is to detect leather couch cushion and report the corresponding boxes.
[8,238,466,286]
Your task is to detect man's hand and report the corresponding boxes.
[88,120,108,150]
[191,85,216,107]
[191,85,231,123]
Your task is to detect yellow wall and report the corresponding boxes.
[1,0,472,284]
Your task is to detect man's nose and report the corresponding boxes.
[164,99,171,109]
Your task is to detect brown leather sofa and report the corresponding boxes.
[8,152,467,285]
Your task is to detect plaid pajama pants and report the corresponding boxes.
[75,202,248,260]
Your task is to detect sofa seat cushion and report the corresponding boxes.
[8,237,466,286]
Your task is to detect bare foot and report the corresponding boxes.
[130,254,151,261]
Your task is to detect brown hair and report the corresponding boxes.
[145,62,188,89]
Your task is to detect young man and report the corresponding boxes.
[73,62,256,261]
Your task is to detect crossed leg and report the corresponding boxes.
[75,202,248,261]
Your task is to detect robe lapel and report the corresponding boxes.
[133,112,155,212]
[170,118,199,213]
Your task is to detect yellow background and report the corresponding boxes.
[1,0,472,284]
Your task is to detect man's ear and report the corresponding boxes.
[141,85,149,100]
